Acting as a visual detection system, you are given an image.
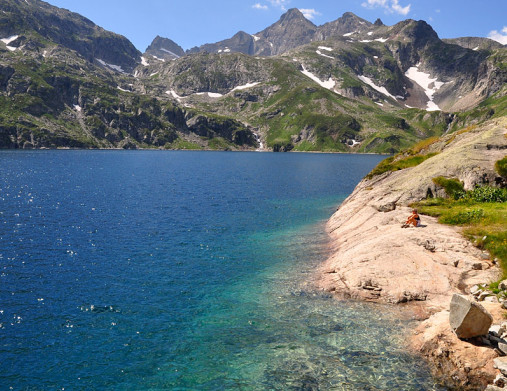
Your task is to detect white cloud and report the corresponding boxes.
[362,0,411,16]
[299,8,321,20]
[488,26,507,45]
[269,0,290,11]
[362,0,388,7]
[391,0,410,15]
[252,3,268,10]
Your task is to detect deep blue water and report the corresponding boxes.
[0,151,445,390]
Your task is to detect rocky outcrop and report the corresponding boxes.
[450,294,493,338]
[317,117,507,388]
[318,117,506,305]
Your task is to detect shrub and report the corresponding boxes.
[496,156,507,177]
[432,177,465,200]
[465,186,507,203]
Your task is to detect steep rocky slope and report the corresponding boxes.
[0,0,141,73]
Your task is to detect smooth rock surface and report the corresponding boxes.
[317,118,505,311]
[450,294,493,338]
[494,356,507,376]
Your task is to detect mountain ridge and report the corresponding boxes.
[0,0,505,152]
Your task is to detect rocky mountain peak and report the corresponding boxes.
[145,35,184,60]
[278,8,312,24]
[374,18,384,26]
[393,19,439,44]
[255,7,317,55]
[318,11,372,40]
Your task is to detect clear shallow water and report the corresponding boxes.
[0,151,445,390]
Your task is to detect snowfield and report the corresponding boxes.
[405,63,445,111]
[301,65,335,90]
[358,75,396,100]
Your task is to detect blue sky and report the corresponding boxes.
[45,0,507,52]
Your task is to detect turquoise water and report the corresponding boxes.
[0,151,445,390]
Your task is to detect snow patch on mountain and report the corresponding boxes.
[316,50,333,59]
[207,92,223,98]
[252,35,260,42]
[358,75,396,100]
[166,90,182,101]
[232,82,260,91]
[374,38,388,42]
[318,46,333,51]
[405,64,445,111]
[96,59,125,73]
[141,56,149,66]
[160,48,180,58]
[301,65,336,90]
[1,35,18,45]
[343,32,356,37]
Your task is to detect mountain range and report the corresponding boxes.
[0,0,505,152]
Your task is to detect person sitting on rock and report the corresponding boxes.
[402,209,421,228]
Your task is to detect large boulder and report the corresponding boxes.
[450,294,493,338]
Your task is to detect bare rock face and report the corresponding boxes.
[450,294,493,338]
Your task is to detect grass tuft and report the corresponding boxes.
[413,187,507,279]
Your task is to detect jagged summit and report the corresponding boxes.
[394,19,440,42]
[145,36,185,60]
[255,7,317,55]
[318,11,372,40]
[278,8,313,24]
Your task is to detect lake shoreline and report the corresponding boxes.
[316,118,507,390]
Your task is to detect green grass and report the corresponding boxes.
[432,176,465,200]
[366,152,439,179]
[414,192,507,278]
[169,139,203,150]
[207,137,233,150]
